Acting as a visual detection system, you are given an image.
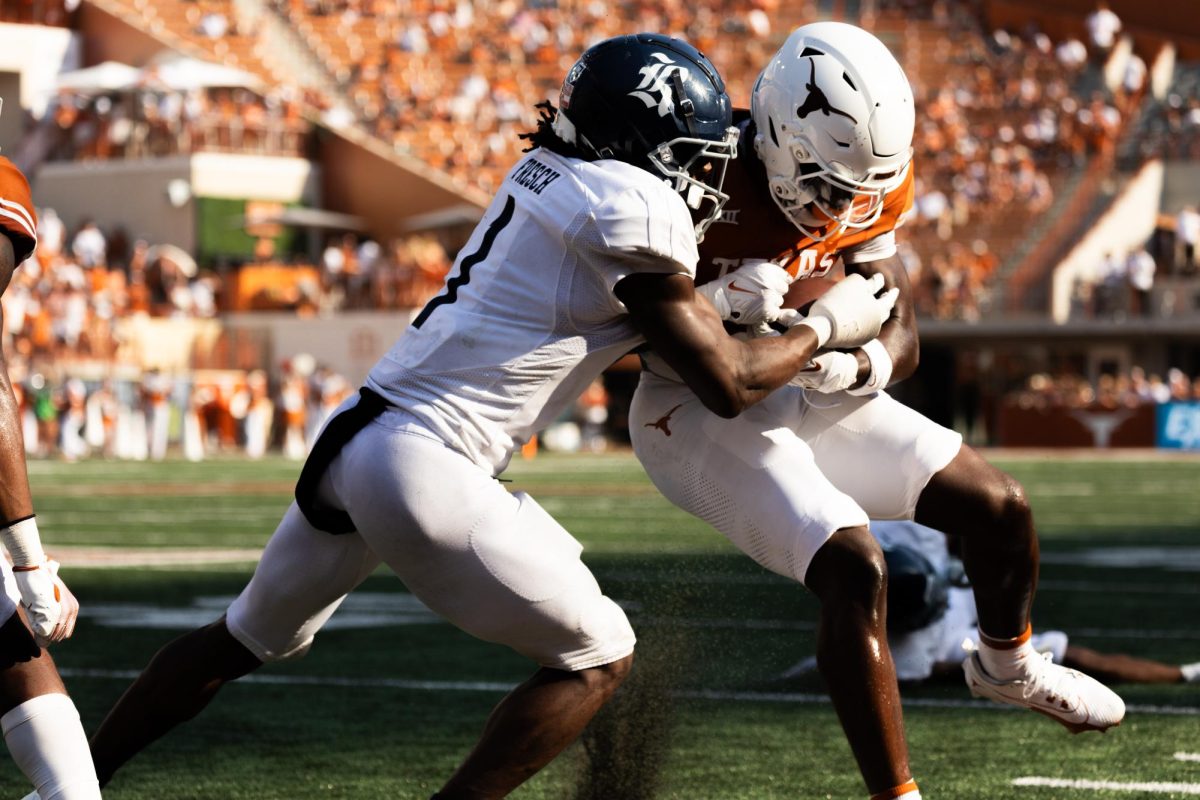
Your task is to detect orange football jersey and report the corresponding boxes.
[697,116,913,288]
[0,156,37,265]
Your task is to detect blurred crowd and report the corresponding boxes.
[0,210,453,464]
[1008,365,1200,410]
[9,355,354,462]
[1068,205,1200,320]
[9,0,1192,325]
[3,212,223,367]
[1,208,454,340]
[0,0,75,26]
[896,1,1141,318]
[48,86,311,161]
[272,0,785,193]
[315,231,451,312]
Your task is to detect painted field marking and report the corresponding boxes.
[1012,777,1200,794]
[57,669,1199,717]
[1177,753,1200,762]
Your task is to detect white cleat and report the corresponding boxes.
[963,651,1126,734]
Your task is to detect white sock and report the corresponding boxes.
[976,630,1039,682]
[870,780,921,799]
[2,693,101,800]
[1182,662,1200,683]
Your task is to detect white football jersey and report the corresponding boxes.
[872,521,967,680]
[875,521,1068,680]
[368,148,699,473]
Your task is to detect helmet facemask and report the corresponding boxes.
[766,132,910,241]
[645,127,739,242]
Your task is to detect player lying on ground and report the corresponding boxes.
[627,22,1124,800]
[0,142,100,799]
[78,35,897,799]
[782,520,1200,686]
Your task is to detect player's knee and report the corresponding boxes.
[979,473,1032,534]
[807,527,887,612]
[583,652,634,696]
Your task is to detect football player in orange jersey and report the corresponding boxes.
[0,134,102,797]
[630,22,1124,800]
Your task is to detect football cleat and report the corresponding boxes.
[963,650,1125,734]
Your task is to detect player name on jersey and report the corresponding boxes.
[510,158,562,195]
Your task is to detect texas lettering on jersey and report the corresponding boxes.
[696,118,914,286]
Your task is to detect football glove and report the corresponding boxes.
[792,273,898,349]
[790,351,860,393]
[696,260,792,331]
[12,559,78,647]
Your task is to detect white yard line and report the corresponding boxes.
[49,547,264,567]
[1176,753,1200,762]
[1012,777,1200,794]
[56,669,1200,717]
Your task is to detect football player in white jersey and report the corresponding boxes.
[83,35,897,798]
[628,22,1124,800]
[0,147,101,798]
[784,520,1200,687]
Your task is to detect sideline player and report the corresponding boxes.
[783,520,1200,686]
[83,35,897,797]
[628,22,1124,800]
[0,133,101,797]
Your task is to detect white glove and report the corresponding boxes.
[12,559,78,647]
[793,273,899,349]
[790,351,861,393]
[696,261,792,330]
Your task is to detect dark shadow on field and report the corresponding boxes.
[570,570,699,800]
[569,552,817,800]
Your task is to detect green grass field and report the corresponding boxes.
[5,452,1200,799]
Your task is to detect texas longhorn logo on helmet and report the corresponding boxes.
[628,53,682,118]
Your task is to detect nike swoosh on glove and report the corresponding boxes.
[789,351,860,392]
[696,260,792,328]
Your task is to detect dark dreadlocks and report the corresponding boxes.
[518,101,592,161]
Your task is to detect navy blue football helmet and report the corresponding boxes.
[883,543,952,634]
[552,33,738,240]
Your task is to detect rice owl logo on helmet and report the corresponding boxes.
[628,53,684,118]
[549,33,739,241]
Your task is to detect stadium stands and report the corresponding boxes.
[2,0,1199,457]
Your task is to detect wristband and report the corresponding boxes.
[1,516,46,568]
[795,315,831,349]
[847,338,893,396]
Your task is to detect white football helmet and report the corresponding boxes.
[751,22,915,240]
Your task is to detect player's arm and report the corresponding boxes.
[616,270,894,418]
[843,252,919,388]
[0,235,77,646]
[0,233,33,524]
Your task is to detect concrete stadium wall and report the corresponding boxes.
[33,153,319,253]
[0,22,80,120]
[1160,161,1200,215]
[1050,160,1163,322]
[222,310,417,385]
